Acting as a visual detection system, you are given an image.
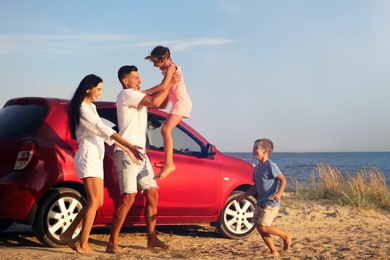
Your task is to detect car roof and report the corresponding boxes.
[3,97,168,116]
[3,97,208,143]
[3,97,69,108]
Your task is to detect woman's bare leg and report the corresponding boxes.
[60,206,86,250]
[76,177,104,254]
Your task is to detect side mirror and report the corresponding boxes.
[206,144,216,159]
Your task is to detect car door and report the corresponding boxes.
[144,114,222,221]
[98,106,153,221]
[98,107,222,223]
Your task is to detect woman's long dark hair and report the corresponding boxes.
[68,74,103,140]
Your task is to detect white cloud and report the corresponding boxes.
[134,38,235,51]
[217,0,242,15]
[0,34,235,57]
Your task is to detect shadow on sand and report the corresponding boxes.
[0,224,221,248]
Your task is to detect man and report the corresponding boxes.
[106,65,171,253]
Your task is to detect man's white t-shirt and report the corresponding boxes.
[115,89,147,153]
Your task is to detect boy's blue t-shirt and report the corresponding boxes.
[253,160,282,207]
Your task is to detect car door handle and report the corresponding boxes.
[154,162,165,168]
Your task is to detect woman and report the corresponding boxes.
[60,74,143,254]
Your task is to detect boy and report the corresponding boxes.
[236,138,292,257]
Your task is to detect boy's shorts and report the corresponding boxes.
[251,205,279,226]
[114,150,158,194]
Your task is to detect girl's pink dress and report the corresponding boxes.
[163,64,192,118]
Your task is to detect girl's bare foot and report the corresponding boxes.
[155,165,175,179]
[283,233,292,251]
[59,234,77,251]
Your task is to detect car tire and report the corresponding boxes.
[0,219,13,232]
[32,187,86,247]
[215,190,257,239]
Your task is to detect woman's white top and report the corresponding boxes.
[74,102,116,180]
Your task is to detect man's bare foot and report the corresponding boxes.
[59,234,76,251]
[283,233,292,251]
[76,244,95,254]
[155,165,175,179]
[147,237,169,250]
[268,251,280,257]
[106,244,121,254]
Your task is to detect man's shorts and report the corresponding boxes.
[114,150,158,194]
[251,205,279,227]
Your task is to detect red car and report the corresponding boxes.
[0,97,256,247]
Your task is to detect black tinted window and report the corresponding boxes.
[97,108,118,131]
[0,104,48,137]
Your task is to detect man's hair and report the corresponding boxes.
[118,65,138,81]
[254,138,274,155]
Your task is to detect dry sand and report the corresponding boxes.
[1,196,389,259]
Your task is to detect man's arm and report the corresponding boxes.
[158,93,170,109]
[138,88,170,108]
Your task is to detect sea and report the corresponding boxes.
[226,152,390,190]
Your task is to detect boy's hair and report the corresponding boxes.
[118,65,138,81]
[254,138,274,155]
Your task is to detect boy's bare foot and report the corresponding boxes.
[147,237,169,250]
[76,244,95,254]
[283,233,292,251]
[155,165,175,179]
[59,234,77,251]
[106,244,121,254]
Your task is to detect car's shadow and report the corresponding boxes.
[0,230,44,248]
[93,225,221,238]
[0,224,222,248]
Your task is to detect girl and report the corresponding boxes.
[144,46,192,179]
[60,74,142,254]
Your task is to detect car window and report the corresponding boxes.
[96,107,204,157]
[147,115,203,156]
[97,107,118,132]
[0,104,48,137]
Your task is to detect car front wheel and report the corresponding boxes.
[215,190,257,239]
[32,187,85,247]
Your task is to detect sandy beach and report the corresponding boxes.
[1,196,389,259]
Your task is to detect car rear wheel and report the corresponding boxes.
[215,190,257,239]
[32,187,86,247]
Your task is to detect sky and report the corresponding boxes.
[1,0,389,153]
